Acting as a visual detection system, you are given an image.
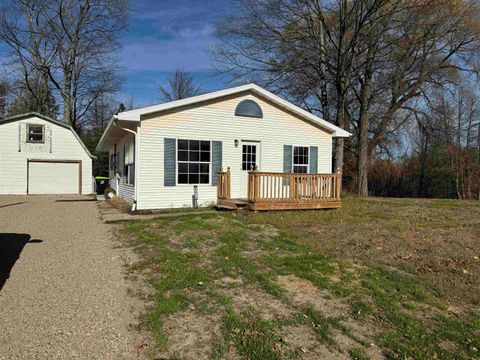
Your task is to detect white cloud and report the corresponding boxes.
[120,24,215,71]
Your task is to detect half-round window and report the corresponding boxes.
[234,99,263,118]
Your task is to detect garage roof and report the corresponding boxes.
[0,112,96,159]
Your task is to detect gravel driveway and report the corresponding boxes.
[0,195,143,359]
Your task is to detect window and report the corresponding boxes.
[235,99,263,118]
[124,140,135,185]
[242,144,257,171]
[27,125,44,143]
[110,154,116,171]
[293,146,309,173]
[126,164,135,185]
[177,139,210,184]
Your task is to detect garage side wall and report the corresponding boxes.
[0,116,93,194]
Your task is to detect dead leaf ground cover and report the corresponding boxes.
[118,197,480,360]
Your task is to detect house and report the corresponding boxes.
[95,84,350,211]
[0,113,95,195]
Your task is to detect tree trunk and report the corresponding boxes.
[477,123,480,200]
[334,94,347,174]
[418,125,429,198]
[357,69,374,196]
[357,109,369,196]
[455,94,462,199]
[334,137,344,174]
[318,14,330,123]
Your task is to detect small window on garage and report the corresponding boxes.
[26,125,45,143]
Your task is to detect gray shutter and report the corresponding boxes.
[283,145,292,172]
[309,146,318,173]
[164,138,176,186]
[211,141,222,186]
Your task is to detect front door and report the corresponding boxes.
[239,141,260,198]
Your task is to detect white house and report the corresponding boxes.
[96,84,350,210]
[0,113,95,195]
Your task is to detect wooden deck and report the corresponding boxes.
[216,169,342,211]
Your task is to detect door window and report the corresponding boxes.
[242,145,257,171]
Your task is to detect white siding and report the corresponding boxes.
[108,134,135,204]
[0,116,93,195]
[136,92,333,210]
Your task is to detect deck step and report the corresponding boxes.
[220,199,248,208]
[213,204,239,211]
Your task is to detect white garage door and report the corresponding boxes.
[28,161,80,194]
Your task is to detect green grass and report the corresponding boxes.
[215,230,284,298]
[148,293,190,348]
[349,347,370,360]
[303,305,336,345]
[173,213,221,234]
[119,198,480,358]
[221,308,280,360]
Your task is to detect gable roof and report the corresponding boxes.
[96,83,351,153]
[116,83,351,137]
[0,112,96,159]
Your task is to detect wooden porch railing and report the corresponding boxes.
[217,167,231,200]
[248,171,342,203]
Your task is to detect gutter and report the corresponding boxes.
[113,117,140,212]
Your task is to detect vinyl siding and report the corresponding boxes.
[0,116,93,195]
[108,134,135,204]
[136,92,333,210]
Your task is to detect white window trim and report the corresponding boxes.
[175,139,212,186]
[292,145,310,174]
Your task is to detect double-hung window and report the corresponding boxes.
[27,125,45,143]
[293,146,309,173]
[124,140,135,185]
[177,139,210,184]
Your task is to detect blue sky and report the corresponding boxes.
[119,0,233,107]
[0,0,233,108]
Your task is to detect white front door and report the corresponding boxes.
[239,141,260,198]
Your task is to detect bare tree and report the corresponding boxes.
[0,0,129,129]
[159,69,203,102]
[214,0,480,196]
[0,77,8,118]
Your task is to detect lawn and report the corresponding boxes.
[118,197,480,359]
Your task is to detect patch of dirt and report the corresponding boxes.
[248,223,279,239]
[215,276,244,287]
[107,196,133,213]
[278,275,385,358]
[278,275,349,317]
[158,309,220,360]
[280,325,348,360]
[218,285,295,321]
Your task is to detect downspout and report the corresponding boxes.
[113,118,139,212]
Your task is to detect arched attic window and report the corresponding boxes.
[234,99,263,118]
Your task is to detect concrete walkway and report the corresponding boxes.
[98,201,216,223]
[0,195,143,359]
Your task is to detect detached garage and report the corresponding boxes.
[0,113,94,195]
